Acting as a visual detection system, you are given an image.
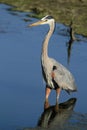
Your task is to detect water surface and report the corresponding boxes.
[0,4,87,130]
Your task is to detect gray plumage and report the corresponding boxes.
[50,58,77,93]
[40,15,77,93]
[29,15,77,100]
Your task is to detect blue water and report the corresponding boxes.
[0,4,87,130]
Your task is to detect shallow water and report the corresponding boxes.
[0,4,87,130]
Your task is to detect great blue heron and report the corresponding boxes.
[29,15,77,103]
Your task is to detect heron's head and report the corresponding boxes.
[29,15,55,27]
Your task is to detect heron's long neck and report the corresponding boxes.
[42,22,55,60]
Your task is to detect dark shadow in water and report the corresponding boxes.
[66,20,87,64]
[66,35,87,65]
[66,38,74,64]
[66,20,76,64]
[38,98,77,129]
[23,98,77,130]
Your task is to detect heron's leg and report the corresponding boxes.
[45,86,51,100]
[56,87,61,103]
[54,102,59,112]
[44,86,51,109]
[44,99,50,109]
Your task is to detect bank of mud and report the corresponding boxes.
[0,0,87,36]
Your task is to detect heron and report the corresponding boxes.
[29,15,77,103]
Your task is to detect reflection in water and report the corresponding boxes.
[66,20,87,64]
[37,98,77,129]
[66,21,75,64]
[23,98,77,130]
[23,98,87,130]
[66,39,74,64]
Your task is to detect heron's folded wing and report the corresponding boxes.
[53,64,77,92]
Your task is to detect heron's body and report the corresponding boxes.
[42,57,76,93]
[29,15,77,103]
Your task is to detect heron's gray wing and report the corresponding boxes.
[50,58,77,93]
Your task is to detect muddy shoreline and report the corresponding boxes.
[0,0,87,36]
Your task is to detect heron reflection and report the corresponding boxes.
[67,38,74,64]
[38,98,77,129]
[66,20,76,64]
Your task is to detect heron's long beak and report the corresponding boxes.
[29,20,44,27]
